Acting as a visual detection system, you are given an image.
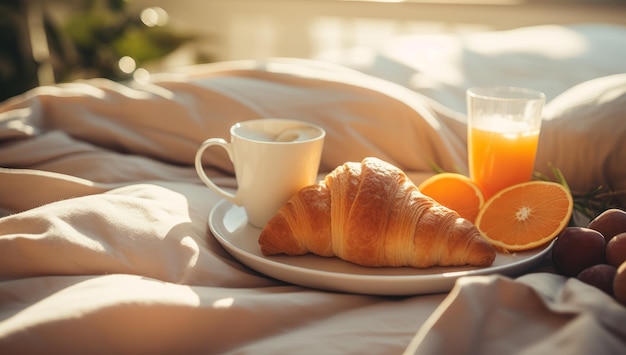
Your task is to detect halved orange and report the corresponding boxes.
[418,173,485,223]
[475,181,573,251]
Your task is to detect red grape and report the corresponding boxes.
[552,227,606,277]
[614,261,626,306]
[577,264,617,295]
[606,232,626,268]
[588,208,626,242]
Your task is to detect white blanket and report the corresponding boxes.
[1,24,626,354]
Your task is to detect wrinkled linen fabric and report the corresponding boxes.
[404,273,626,355]
[1,53,625,354]
[0,59,469,180]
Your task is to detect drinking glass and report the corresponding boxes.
[467,86,545,200]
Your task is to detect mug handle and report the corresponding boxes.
[194,138,240,204]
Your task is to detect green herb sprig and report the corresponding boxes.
[534,164,625,221]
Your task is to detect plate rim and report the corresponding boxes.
[208,199,553,295]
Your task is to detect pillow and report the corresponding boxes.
[537,73,626,207]
[0,58,468,177]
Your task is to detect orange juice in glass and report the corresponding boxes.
[467,87,545,200]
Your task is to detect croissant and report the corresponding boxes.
[258,157,496,268]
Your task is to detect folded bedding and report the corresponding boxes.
[1,24,626,354]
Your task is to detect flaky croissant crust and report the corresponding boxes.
[259,157,496,268]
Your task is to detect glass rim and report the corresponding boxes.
[467,86,546,101]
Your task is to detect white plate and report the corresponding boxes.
[209,199,553,296]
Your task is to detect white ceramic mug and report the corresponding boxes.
[195,118,325,228]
